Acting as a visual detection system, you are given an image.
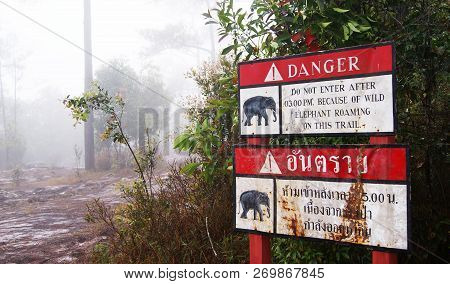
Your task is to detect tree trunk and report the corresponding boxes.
[0,61,8,169]
[84,0,95,170]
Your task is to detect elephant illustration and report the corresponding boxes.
[242,96,277,126]
[238,190,271,221]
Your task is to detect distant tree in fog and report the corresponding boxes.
[93,60,168,169]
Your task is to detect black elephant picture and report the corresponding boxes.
[242,96,277,126]
[238,190,271,221]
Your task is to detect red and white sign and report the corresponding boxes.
[239,44,393,87]
[238,43,396,136]
[234,145,407,181]
[233,144,409,250]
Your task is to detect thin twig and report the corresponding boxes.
[205,217,218,257]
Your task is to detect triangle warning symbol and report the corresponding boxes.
[264,63,283,82]
[259,151,282,174]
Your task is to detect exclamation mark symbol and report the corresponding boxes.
[264,63,283,82]
[268,153,272,171]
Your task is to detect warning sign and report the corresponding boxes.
[259,151,281,174]
[264,63,283,82]
[233,144,410,250]
[238,42,396,137]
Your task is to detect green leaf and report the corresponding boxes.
[276,31,291,42]
[218,33,228,42]
[221,45,235,55]
[333,7,349,13]
[181,162,202,175]
[358,25,371,32]
[343,25,350,40]
[237,13,245,26]
[270,41,279,49]
[347,22,360,33]
[174,134,190,149]
[319,22,332,28]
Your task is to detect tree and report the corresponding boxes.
[84,0,95,170]
[179,0,448,263]
[93,60,168,169]
[0,60,8,168]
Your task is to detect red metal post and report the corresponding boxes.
[370,135,398,264]
[247,137,271,264]
[248,30,318,264]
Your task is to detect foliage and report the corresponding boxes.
[85,155,248,263]
[11,167,22,187]
[95,60,167,142]
[73,144,83,177]
[63,84,147,189]
[0,127,26,169]
[371,0,449,263]
[93,60,168,170]
[272,238,370,264]
[65,82,247,263]
[174,58,239,183]
[204,0,377,62]
[181,0,448,264]
[65,0,448,264]
[0,95,26,169]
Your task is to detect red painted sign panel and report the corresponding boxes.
[233,144,410,250]
[239,44,393,87]
[234,145,407,182]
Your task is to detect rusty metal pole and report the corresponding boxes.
[247,137,271,263]
[370,135,399,264]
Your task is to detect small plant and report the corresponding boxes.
[64,83,148,191]
[12,167,22,187]
[73,144,83,178]
[64,81,247,263]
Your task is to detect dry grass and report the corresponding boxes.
[84,162,249,264]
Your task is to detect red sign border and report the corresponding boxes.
[237,42,397,138]
[232,143,411,252]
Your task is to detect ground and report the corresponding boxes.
[0,167,134,263]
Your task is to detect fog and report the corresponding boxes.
[0,0,248,169]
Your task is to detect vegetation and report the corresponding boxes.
[65,0,448,264]
[93,61,168,170]
[183,0,448,263]
[64,84,247,263]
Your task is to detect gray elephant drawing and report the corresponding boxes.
[242,96,277,126]
[238,190,271,221]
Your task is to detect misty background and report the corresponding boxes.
[0,0,249,169]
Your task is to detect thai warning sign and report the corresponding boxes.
[238,42,396,136]
[233,144,410,250]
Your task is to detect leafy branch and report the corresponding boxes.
[63,83,148,191]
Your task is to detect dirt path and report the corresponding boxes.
[0,167,133,263]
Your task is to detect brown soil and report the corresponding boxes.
[0,167,134,263]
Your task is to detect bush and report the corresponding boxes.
[86,159,247,263]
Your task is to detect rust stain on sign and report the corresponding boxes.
[327,148,371,244]
[327,181,370,244]
[279,196,305,237]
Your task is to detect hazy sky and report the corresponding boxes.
[0,0,250,166]
[0,0,232,102]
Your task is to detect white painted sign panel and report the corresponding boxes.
[238,43,396,136]
[276,179,408,250]
[281,75,394,134]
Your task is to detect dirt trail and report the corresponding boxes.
[0,167,132,263]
